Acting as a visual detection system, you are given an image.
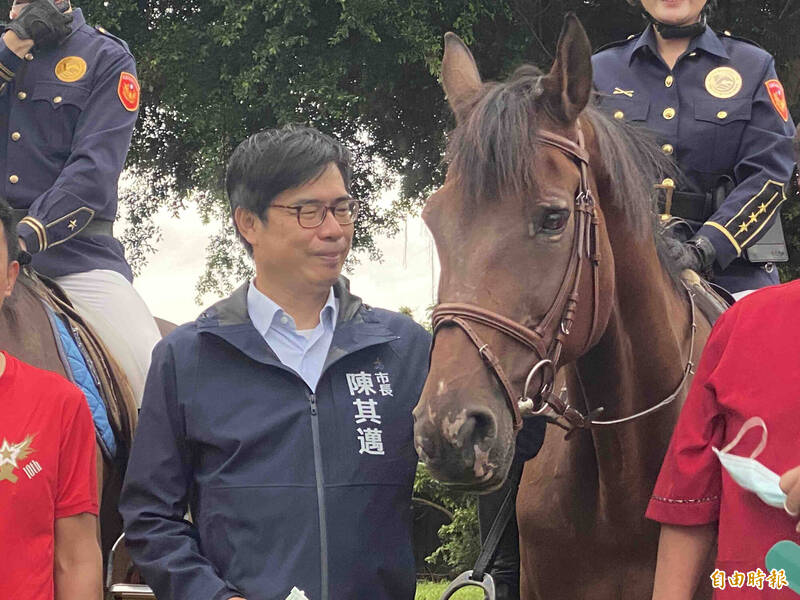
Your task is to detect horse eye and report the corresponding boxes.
[541,211,569,232]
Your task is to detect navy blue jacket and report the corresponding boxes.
[0,9,137,280]
[593,26,796,291]
[120,279,431,600]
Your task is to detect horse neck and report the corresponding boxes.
[573,213,693,517]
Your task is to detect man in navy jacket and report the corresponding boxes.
[120,125,431,600]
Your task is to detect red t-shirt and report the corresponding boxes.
[646,281,800,598]
[0,351,98,600]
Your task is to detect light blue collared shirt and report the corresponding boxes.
[246,282,339,391]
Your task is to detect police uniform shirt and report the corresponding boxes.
[592,25,796,272]
[0,8,139,281]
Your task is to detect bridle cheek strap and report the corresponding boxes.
[431,122,601,433]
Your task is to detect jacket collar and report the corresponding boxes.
[70,7,86,32]
[629,24,728,65]
[196,276,398,369]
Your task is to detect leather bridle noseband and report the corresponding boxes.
[430,122,698,435]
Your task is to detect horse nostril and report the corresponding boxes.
[460,408,497,447]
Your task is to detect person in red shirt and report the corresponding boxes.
[646,279,800,598]
[0,196,102,600]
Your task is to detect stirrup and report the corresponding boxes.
[439,570,496,600]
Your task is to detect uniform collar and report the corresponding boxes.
[69,7,86,32]
[629,24,729,64]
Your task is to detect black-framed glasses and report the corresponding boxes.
[271,198,360,229]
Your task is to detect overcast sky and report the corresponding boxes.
[130,206,440,327]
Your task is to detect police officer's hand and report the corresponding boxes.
[664,235,716,274]
[6,0,72,49]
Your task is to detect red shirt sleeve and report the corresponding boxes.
[645,311,734,526]
[55,386,99,519]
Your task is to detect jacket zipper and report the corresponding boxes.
[308,392,329,600]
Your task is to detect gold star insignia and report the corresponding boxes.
[737,222,749,235]
[68,219,77,230]
[758,203,768,213]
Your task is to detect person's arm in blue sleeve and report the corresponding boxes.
[0,35,26,89]
[119,340,244,600]
[697,56,796,269]
[17,48,138,253]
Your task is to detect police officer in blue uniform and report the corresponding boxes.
[593,0,796,296]
[0,0,161,403]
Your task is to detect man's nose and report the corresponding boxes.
[317,208,345,237]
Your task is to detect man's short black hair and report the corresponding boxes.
[0,196,19,264]
[225,124,352,255]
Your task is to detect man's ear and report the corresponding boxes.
[3,261,19,299]
[233,206,261,247]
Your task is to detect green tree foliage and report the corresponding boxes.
[414,462,480,575]
[80,0,800,289]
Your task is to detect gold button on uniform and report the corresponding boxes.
[16,91,26,100]
[614,110,624,120]
[688,51,697,57]
[724,30,732,36]
[53,96,62,104]
[665,75,674,87]
[661,143,674,155]
[24,53,33,61]
[663,107,676,120]
[11,132,21,141]
[9,175,19,184]
[661,178,675,187]
[717,111,728,119]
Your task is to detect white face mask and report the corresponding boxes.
[712,417,794,515]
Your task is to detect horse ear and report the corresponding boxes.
[441,32,482,123]
[541,13,593,124]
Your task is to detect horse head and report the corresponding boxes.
[413,15,622,491]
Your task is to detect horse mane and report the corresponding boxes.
[445,63,682,290]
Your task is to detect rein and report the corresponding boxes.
[431,123,698,437]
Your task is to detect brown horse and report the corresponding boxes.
[0,270,167,574]
[412,15,716,599]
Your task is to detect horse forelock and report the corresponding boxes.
[445,64,546,210]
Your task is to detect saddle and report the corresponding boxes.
[679,268,731,325]
[0,271,137,464]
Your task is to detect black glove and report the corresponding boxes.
[664,234,716,274]
[7,0,73,49]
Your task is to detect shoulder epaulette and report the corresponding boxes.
[595,33,640,54]
[93,24,131,52]
[717,29,763,50]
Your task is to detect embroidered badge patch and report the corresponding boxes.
[0,435,37,484]
[117,71,140,111]
[765,79,789,122]
[54,56,87,82]
[704,67,742,99]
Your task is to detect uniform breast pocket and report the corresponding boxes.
[692,98,751,174]
[596,95,651,123]
[31,83,90,152]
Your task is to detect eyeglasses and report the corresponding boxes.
[270,198,360,229]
